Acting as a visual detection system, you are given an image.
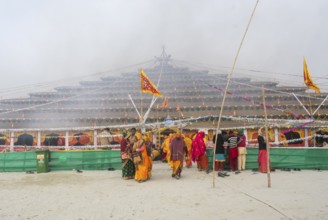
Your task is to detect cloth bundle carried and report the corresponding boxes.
[132,152,142,164]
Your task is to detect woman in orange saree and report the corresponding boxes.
[133,133,151,183]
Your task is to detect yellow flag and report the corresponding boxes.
[140,68,162,96]
[303,58,320,93]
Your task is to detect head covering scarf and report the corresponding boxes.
[135,132,142,140]
[143,134,151,142]
[258,128,267,142]
[120,138,129,154]
[258,128,263,136]
[191,131,206,162]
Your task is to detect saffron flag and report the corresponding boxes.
[303,58,320,93]
[140,68,162,96]
[160,96,168,109]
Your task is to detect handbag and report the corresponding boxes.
[133,155,142,164]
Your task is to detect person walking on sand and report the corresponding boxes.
[133,133,151,183]
[169,132,187,179]
[192,131,209,173]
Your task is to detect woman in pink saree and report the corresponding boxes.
[192,131,209,173]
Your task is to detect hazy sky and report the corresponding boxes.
[1,0,328,96]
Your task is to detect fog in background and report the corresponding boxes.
[1,0,328,98]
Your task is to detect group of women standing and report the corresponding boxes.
[120,128,271,183]
[120,128,152,183]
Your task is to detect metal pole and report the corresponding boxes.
[292,93,311,116]
[313,95,328,115]
[10,131,14,152]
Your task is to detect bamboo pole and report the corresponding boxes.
[262,85,271,188]
[212,0,260,188]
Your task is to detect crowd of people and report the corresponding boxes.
[119,127,272,183]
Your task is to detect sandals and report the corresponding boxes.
[218,172,230,177]
[281,168,291,172]
[224,172,230,176]
[218,172,225,177]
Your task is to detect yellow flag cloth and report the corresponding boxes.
[140,69,162,97]
[303,58,320,93]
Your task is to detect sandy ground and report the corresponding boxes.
[0,162,327,220]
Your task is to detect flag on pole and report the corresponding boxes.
[160,96,168,109]
[303,58,320,93]
[140,68,162,96]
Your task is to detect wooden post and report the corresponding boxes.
[37,130,41,147]
[211,0,260,188]
[158,125,161,150]
[94,129,97,149]
[262,85,271,188]
[274,128,279,146]
[304,128,309,147]
[65,131,69,150]
[10,131,14,152]
[140,68,143,124]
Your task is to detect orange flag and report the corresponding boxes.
[140,68,162,96]
[303,58,320,93]
[160,96,168,109]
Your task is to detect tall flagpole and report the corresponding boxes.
[140,68,144,127]
[262,85,271,188]
[212,0,260,188]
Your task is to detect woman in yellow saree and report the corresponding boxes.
[183,135,193,168]
[162,133,174,167]
[133,133,151,183]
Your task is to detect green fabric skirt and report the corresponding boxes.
[122,159,135,178]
